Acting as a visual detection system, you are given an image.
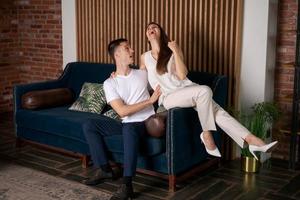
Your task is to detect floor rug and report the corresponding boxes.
[0,161,111,200]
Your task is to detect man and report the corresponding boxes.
[84,38,161,200]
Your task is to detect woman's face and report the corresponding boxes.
[146,23,161,41]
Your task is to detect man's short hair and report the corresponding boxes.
[108,38,128,62]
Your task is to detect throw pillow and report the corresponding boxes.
[103,109,121,121]
[69,82,106,114]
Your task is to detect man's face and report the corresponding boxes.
[114,42,134,65]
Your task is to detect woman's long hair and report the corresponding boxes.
[147,22,172,75]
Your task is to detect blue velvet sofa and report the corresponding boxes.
[14,62,228,191]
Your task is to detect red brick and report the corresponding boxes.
[274,0,299,160]
[46,44,59,49]
[0,0,62,113]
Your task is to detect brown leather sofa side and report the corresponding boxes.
[21,88,73,110]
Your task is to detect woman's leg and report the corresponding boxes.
[212,101,267,148]
[163,85,218,150]
[163,85,217,131]
[244,134,265,146]
[163,85,263,149]
[211,102,249,148]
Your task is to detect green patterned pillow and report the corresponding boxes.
[69,82,106,114]
[103,109,121,121]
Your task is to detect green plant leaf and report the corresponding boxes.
[234,102,281,157]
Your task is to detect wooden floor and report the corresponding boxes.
[1,112,300,200]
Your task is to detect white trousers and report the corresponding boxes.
[163,85,250,148]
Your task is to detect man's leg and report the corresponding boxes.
[111,122,146,200]
[83,118,122,185]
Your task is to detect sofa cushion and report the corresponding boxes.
[16,106,121,143]
[69,82,106,114]
[16,107,165,156]
[65,63,115,98]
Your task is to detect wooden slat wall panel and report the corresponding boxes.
[76,0,243,107]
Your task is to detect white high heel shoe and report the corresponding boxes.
[248,141,278,160]
[200,133,221,157]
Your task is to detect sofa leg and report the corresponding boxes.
[169,175,176,192]
[81,155,90,168]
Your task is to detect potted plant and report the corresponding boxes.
[236,102,280,172]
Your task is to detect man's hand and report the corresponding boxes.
[149,85,161,104]
[110,71,116,78]
[109,85,161,118]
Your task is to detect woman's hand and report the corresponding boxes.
[167,41,188,80]
[168,41,182,56]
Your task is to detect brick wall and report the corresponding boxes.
[273,0,297,160]
[17,0,63,83]
[0,0,21,112]
[0,0,19,66]
[0,0,63,112]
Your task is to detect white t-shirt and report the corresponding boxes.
[103,69,155,123]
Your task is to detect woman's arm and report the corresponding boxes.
[168,41,188,80]
[139,53,147,70]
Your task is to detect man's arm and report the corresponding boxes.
[109,85,161,118]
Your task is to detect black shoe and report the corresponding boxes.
[110,184,134,200]
[83,168,118,186]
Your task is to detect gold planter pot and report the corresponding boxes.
[241,156,260,173]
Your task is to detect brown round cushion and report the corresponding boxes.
[22,88,73,110]
[145,111,167,138]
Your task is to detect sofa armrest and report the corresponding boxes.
[211,75,228,108]
[13,80,65,111]
[166,107,221,175]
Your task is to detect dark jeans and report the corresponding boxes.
[83,119,146,177]
[122,122,146,176]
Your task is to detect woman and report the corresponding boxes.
[140,22,277,159]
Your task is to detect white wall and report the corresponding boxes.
[61,0,77,68]
[238,0,278,159]
[240,0,278,112]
